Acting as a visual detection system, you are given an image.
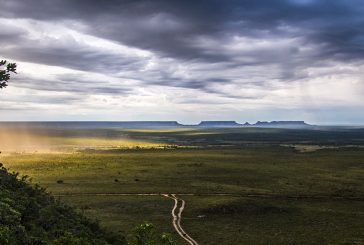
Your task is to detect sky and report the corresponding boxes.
[1,0,364,124]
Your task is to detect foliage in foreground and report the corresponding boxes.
[129,223,175,245]
[0,163,176,244]
[0,163,125,244]
[0,60,17,89]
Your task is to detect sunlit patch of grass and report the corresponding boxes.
[0,128,167,153]
[48,137,166,150]
[280,144,331,152]
[280,144,364,153]
[181,131,219,136]
[0,130,53,153]
[122,128,195,133]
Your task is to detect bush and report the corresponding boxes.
[0,163,125,244]
[128,222,176,245]
[0,163,174,245]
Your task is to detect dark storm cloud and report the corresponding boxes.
[4,46,144,74]
[1,0,364,97]
[0,20,147,74]
[13,74,132,95]
[1,0,364,63]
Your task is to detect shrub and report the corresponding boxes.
[0,163,125,244]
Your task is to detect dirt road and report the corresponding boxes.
[55,192,363,244]
[163,194,199,245]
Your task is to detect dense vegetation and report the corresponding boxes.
[0,163,125,244]
[0,163,175,244]
[0,60,17,89]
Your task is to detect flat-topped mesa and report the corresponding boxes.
[0,120,312,129]
[198,121,242,127]
[252,121,310,128]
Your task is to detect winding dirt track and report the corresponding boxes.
[56,192,200,244]
[55,192,363,244]
[162,194,199,245]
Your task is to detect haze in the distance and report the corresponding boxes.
[1,0,364,125]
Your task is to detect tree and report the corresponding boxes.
[0,60,17,89]
[128,222,176,245]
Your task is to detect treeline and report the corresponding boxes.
[0,163,175,245]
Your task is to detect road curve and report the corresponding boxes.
[54,192,363,244]
[163,194,199,245]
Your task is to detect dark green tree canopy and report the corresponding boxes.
[0,60,17,89]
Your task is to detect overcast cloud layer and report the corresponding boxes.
[1,0,364,124]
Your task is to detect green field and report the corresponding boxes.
[1,127,364,244]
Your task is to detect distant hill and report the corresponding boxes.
[197,121,242,127]
[252,121,310,128]
[0,120,311,129]
[196,120,311,128]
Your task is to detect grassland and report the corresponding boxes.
[1,126,364,244]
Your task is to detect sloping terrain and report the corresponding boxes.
[0,163,125,245]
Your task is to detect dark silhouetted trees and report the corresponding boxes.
[0,60,17,89]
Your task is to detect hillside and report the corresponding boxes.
[0,120,312,129]
[197,121,242,127]
[0,163,125,244]
[253,121,310,128]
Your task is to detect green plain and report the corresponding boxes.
[1,127,363,244]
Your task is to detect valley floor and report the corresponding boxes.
[1,127,363,244]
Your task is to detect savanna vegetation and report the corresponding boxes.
[0,163,178,244]
[0,163,125,244]
[0,126,363,244]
